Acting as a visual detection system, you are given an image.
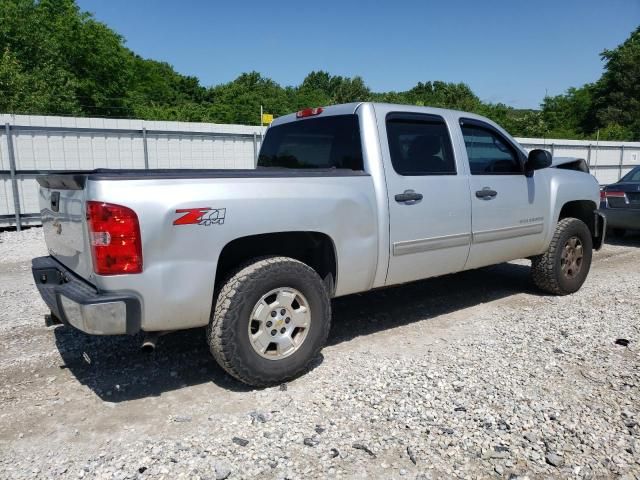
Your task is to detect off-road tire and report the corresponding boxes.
[207,256,331,387]
[531,217,593,295]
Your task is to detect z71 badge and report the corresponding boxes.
[173,208,226,226]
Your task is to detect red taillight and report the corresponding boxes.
[605,190,627,198]
[296,107,324,118]
[86,201,143,275]
[600,190,606,201]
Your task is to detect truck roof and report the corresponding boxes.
[271,102,499,128]
[270,102,523,153]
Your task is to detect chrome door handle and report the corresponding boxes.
[475,188,497,200]
[395,190,423,204]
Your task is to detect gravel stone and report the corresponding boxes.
[214,462,231,480]
[303,437,319,447]
[0,228,639,479]
[172,415,192,423]
[249,411,269,424]
[545,452,565,467]
[353,443,376,457]
[407,446,417,465]
[231,437,249,447]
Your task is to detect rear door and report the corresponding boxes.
[378,109,472,286]
[459,118,549,269]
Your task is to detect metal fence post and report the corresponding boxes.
[5,123,21,231]
[619,145,625,180]
[587,144,592,167]
[142,127,149,169]
[253,133,258,166]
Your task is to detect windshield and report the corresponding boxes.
[258,115,363,170]
[620,166,640,182]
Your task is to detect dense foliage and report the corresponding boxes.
[0,0,638,140]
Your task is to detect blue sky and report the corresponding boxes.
[77,0,639,109]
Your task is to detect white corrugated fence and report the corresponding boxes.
[517,137,640,185]
[0,114,265,228]
[1,113,639,228]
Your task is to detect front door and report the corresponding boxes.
[381,111,472,286]
[459,118,549,269]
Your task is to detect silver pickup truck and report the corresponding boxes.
[32,102,605,386]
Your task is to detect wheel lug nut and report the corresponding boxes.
[280,309,286,315]
[271,329,277,336]
[285,317,290,324]
[266,321,272,327]
[271,311,277,317]
[280,327,286,334]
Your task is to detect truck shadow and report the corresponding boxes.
[54,261,537,401]
[605,230,640,248]
[53,327,257,399]
[329,261,534,346]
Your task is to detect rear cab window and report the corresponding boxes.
[258,115,364,170]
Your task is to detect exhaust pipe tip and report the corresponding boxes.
[44,313,62,327]
[141,332,162,353]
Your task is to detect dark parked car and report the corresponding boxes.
[600,165,640,236]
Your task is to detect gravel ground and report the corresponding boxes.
[0,227,639,479]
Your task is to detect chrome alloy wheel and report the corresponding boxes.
[248,287,311,360]
[561,236,584,279]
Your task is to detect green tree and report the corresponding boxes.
[1,0,637,139]
[297,71,371,105]
[406,81,481,111]
[0,0,207,118]
[591,26,640,139]
[207,72,292,124]
[0,0,133,116]
[0,47,80,114]
[540,26,640,140]
[128,57,207,119]
[540,86,595,138]
[331,76,371,103]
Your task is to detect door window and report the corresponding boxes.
[386,114,456,176]
[461,124,522,175]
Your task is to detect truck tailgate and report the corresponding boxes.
[39,177,93,281]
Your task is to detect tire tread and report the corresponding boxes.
[207,256,330,387]
[531,217,591,295]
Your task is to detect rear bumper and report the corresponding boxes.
[600,206,640,230]
[31,256,141,335]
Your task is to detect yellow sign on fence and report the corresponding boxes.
[262,113,274,125]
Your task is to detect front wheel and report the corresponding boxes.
[207,256,331,387]
[531,218,593,295]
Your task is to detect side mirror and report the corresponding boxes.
[525,149,552,176]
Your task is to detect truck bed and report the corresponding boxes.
[36,168,369,189]
[35,165,379,331]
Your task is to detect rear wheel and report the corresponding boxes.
[207,256,331,387]
[531,218,593,295]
